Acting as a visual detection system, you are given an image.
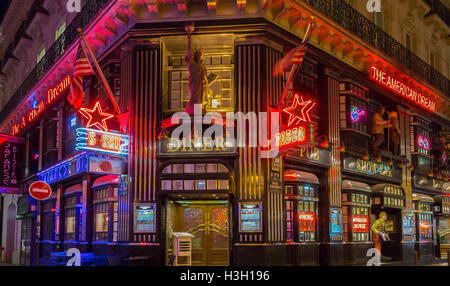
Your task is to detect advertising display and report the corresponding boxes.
[239,203,262,232]
[0,134,23,193]
[134,203,156,233]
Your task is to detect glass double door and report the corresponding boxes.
[170,201,229,266]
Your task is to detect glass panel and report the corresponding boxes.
[217,164,228,173]
[207,180,217,190]
[219,180,229,190]
[173,180,183,190]
[162,165,172,174]
[195,164,206,173]
[298,185,304,196]
[196,180,206,190]
[206,163,217,173]
[184,180,194,190]
[173,164,184,173]
[210,207,228,248]
[183,208,204,249]
[184,164,195,173]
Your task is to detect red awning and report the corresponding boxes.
[92,175,119,189]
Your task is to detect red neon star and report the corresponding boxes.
[78,101,114,131]
[282,94,316,126]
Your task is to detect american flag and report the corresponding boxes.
[272,45,307,76]
[68,44,95,108]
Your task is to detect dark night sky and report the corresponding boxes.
[0,0,12,26]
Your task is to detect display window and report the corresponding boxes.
[342,180,372,242]
[413,193,434,241]
[63,189,82,241]
[92,177,119,242]
[284,171,319,243]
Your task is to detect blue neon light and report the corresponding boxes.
[69,114,77,129]
[75,128,129,157]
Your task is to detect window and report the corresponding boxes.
[343,192,370,242]
[162,34,234,115]
[160,163,230,191]
[64,193,82,241]
[37,48,46,64]
[55,23,66,56]
[93,185,118,242]
[42,200,54,241]
[373,12,383,28]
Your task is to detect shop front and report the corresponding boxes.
[412,193,435,262]
[434,195,450,259]
[341,180,372,265]
[16,193,37,266]
[371,184,408,262]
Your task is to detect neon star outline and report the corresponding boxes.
[282,94,316,126]
[78,101,114,132]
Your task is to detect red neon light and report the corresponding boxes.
[87,130,121,152]
[298,211,316,232]
[283,94,316,126]
[275,125,306,148]
[47,75,71,105]
[79,101,114,132]
[370,65,436,112]
[352,216,369,232]
[10,76,72,136]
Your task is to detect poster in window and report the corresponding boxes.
[95,213,109,232]
[66,217,75,233]
[134,203,156,233]
[239,203,262,232]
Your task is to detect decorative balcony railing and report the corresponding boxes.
[302,0,449,96]
[0,0,111,126]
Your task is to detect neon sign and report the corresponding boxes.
[11,76,71,136]
[351,106,365,122]
[298,211,316,232]
[283,94,316,125]
[417,135,430,150]
[275,125,306,148]
[370,66,436,112]
[75,128,129,156]
[352,216,369,232]
[78,101,114,132]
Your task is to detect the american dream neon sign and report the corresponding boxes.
[370,66,436,112]
[75,128,129,156]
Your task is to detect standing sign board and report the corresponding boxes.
[0,134,24,194]
[29,181,52,200]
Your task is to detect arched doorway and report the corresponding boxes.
[4,203,16,263]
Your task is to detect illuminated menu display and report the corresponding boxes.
[352,216,369,233]
[134,204,156,233]
[239,203,262,232]
[298,211,316,232]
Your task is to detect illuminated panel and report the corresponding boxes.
[350,106,365,122]
[275,125,306,148]
[298,211,316,232]
[76,128,129,156]
[370,65,436,112]
[352,216,369,233]
[417,135,430,150]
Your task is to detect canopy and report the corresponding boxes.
[92,175,119,189]
[342,180,371,193]
[284,170,319,185]
[413,192,434,203]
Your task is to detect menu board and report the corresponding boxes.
[239,203,262,232]
[134,203,156,233]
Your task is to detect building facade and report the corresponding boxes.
[0,0,448,266]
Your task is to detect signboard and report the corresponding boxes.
[370,65,436,112]
[239,202,262,232]
[343,155,402,181]
[29,181,52,200]
[159,136,236,155]
[37,152,90,185]
[134,203,156,233]
[89,156,123,175]
[75,128,129,156]
[0,135,23,193]
[352,216,369,233]
[269,156,282,191]
[331,208,342,234]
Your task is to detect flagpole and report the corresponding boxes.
[276,20,315,110]
[77,29,121,115]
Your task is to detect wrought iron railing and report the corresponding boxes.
[301,0,449,96]
[0,0,111,126]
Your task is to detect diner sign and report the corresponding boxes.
[370,66,436,112]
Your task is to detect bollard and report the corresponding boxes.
[414,250,418,266]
